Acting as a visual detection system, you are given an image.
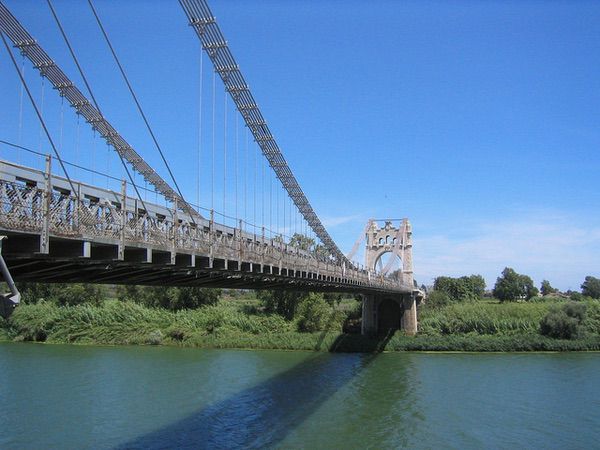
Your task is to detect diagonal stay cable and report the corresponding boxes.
[87,0,196,225]
[46,0,148,213]
[0,29,80,202]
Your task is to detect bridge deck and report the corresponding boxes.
[0,160,413,295]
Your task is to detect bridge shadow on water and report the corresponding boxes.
[115,331,395,450]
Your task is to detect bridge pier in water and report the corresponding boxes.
[361,293,417,335]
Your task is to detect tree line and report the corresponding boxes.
[428,269,600,306]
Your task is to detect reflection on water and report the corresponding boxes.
[1,344,599,449]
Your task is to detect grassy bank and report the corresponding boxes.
[2,298,600,352]
[420,300,600,336]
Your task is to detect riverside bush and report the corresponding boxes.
[0,316,12,340]
[296,293,331,332]
[540,302,586,339]
[17,282,106,306]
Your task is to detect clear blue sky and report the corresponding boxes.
[1,0,599,291]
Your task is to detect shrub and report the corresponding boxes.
[118,286,221,311]
[145,330,163,345]
[540,302,586,339]
[296,293,331,332]
[570,292,584,302]
[258,289,308,320]
[17,282,63,304]
[424,290,451,309]
[55,284,106,306]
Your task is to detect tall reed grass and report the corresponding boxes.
[4,298,600,352]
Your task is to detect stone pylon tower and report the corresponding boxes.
[365,219,413,287]
[361,219,418,336]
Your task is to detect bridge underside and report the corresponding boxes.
[0,231,410,294]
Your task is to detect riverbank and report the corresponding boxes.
[2,299,600,352]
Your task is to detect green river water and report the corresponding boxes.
[1,343,599,449]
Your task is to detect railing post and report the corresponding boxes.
[172,198,178,265]
[133,198,139,239]
[119,180,126,261]
[40,155,51,254]
[74,183,81,232]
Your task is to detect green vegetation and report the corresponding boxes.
[0,284,355,349]
[6,300,293,346]
[493,267,538,301]
[1,270,600,352]
[582,276,600,299]
[433,275,486,303]
[540,302,587,339]
[540,280,557,296]
[0,318,9,341]
[4,298,600,352]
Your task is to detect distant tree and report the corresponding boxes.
[433,274,485,302]
[313,243,330,260]
[116,284,143,302]
[493,267,538,302]
[581,276,600,299]
[55,284,106,306]
[120,286,220,310]
[17,282,63,304]
[17,282,105,306]
[258,290,309,320]
[323,292,343,307]
[540,280,557,296]
[173,287,220,309]
[526,283,540,299]
[288,233,315,252]
[466,274,486,298]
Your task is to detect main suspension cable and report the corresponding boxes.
[46,0,148,212]
[0,30,79,200]
[87,0,194,223]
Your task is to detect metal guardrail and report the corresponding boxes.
[0,160,412,293]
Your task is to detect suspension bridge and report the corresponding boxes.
[0,0,423,333]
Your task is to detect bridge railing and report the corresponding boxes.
[0,160,409,292]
